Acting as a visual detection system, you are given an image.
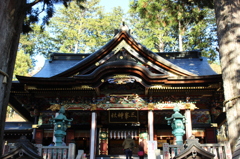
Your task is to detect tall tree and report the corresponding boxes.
[0,0,85,156]
[40,1,125,55]
[130,0,218,62]
[183,9,218,62]
[47,0,103,53]
[128,13,178,52]
[21,24,56,57]
[214,0,240,153]
[13,50,33,81]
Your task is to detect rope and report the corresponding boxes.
[0,69,9,78]
[223,95,240,106]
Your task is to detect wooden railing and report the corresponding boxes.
[35,143,77,159]
[36,145,69,159]
[201,143,232,159]
[4,142,231,159]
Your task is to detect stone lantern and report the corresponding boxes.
[49,106,73,146]
[165,106,186,145]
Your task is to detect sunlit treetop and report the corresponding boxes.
[23,0,86,33]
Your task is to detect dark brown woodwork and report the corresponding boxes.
[35,129,44,144]
[66,129,75,145]
[16,70,221,87]
[205,128,217,143]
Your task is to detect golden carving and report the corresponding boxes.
[91,104,97,111]
[47,104,61,111]
[113,74,129,78]
[72,85,93,89]
[148,103,154,110]
[81,85,92,89]
[185,103,198,110]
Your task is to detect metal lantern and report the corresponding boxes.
[165,106,186,145]
[49,106,73,146]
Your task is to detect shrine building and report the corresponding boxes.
[7,25,225,157]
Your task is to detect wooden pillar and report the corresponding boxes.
[32,116,39,141]
[90,111,97,159]
[185,109,192,139]
[205,128,217,143]
[66,129,75,145]
[148,110,154,141]
[35,129,44,144]
[148,110,157,159]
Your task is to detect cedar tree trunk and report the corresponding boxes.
[0,0,26,156]
[214,0,240,152]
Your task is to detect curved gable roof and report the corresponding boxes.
[27,29,219,88]
[35,31,199,78]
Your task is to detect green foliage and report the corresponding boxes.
[22,0,218,63]
[38,0,125,54]
[130,0,208,27]
[128,13,178,52]
[18,34,35,55]
[129,0,218,62]
[18,0,127,59]
[17,24,55,58]
[183,10,218,62]
[13,50,33,80]
[23,0,86,33]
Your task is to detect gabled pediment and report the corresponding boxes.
[1,136,41,159]
[175,138,215,159]
[50,31,196,78]
[78,40,168,75]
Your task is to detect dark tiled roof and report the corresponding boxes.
[166,57,217,76]
[33,59,81,77]
[33,51,217,78]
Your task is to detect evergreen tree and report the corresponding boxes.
[128,13,177,52]
[214,0,240,153]
[130,0,218,62]
[37,0,125,55]
[13,50,33,81]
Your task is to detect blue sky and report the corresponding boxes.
[99,0,130,12]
